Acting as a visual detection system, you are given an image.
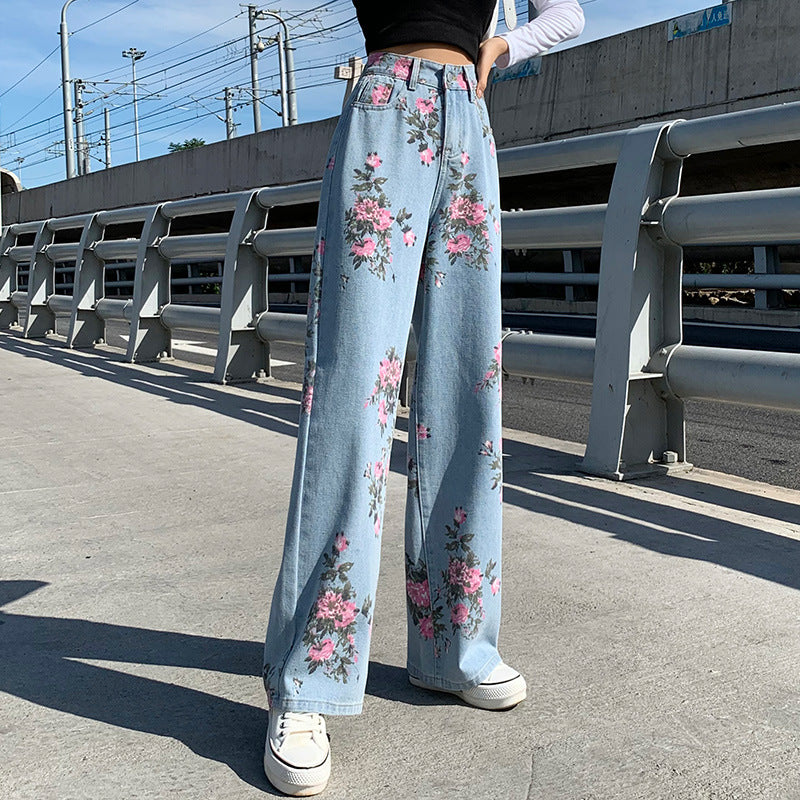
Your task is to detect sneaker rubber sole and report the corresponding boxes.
[263,745,331,797]
[408,673,527,711]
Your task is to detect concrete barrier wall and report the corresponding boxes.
[3,117,338,224]
[488,0,800,146]
[6,0,799,223]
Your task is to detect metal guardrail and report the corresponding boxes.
[3,101,800,480]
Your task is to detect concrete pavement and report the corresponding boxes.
[1,330,798,799]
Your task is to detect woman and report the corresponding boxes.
[262,1,585,795]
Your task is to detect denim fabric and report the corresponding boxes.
[263,52,504,715]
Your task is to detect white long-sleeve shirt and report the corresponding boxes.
[484,0,585,68]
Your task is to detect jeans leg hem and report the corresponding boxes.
[271,697,364,716]
[407,650,502,692]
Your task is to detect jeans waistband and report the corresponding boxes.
[363,51,478,94]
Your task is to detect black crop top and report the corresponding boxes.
[352,0,496,64]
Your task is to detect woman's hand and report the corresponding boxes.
[476,37,509,98]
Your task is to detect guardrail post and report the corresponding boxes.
[66,213,106,348]
[0,226,18,328]
[213,191,269,383]
[581,121,692,480]
[754,246,781,310]
[22,221,57,338]
[563,249,586,302]
[126,205,172,362]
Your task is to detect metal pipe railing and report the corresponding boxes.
[95,298,133,321]
[501,206,606,249]
[160,303,221,332]
[158,233,228,260]
[94,240,140,261]
[46,295,74,314]
[160,192,250,219]
[662,188,800,246]
[3,98,800,482]
[45,243,81,263]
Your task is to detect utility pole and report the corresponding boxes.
[59,0,81,179]
[122,47,146,161]
[224,89,237,139]
[334,55,364,109]
[246,5,263,133]
[275,28,288,127]
[103,107,111,168]
[73,79,90,175]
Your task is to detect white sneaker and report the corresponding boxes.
[409,662,527,710]
[263,710,331,797]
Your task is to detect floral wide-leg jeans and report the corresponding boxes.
[263,52,504,715]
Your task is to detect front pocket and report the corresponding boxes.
[352,75,399,110]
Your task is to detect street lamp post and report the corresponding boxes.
[122,47,146,161]
[259,10,297,125]
[60,0,80,180]
[243,6,298,128]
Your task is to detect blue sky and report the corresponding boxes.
[1,0,712,189]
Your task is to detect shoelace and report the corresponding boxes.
[277,711,325,739]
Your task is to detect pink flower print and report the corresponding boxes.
[378,356,402,389]
[494,218,501,234]
[326,156,335,170]
[403,230,417,247]
[366,152,382,169]
[406,579,431,608]
[468,203,487,226]
[448,560,482,594]
[420,148,434,166]
[434,273,444,288]
[354,198,379,222]
[454,507,467,525]
[494,341,502,362]
[355,198,394,232]
[334,533,348,553]
[351,238,376,257]
[446,234,471,255]
[416,97,435,114]
[490,578,501,596]
[456,72,468,90]
[451,603,469,625]
[334,600,358,629]
[393,57,412,79]
[316,591,347,621]
[377,399,388,428]
[464,569,482,594]
[419,616,434,640]
[348,633,355,647]
[302,384,313,414]
[371,84,391,105]
[309,638,335,662]
[317,237,326,257]
[367,51,383,66]
[449,195,472,221]
[375,207,393,231]
[374,457,385,480]
[460,151,470,166]
[489,140,496,157]
[416,423,430,440]
[374,517,381,537]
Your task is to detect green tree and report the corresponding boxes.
[168,138,206,153]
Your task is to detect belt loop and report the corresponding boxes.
[408,57,420,90]
[464,66,474,103]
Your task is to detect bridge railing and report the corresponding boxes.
[2,101,800,480]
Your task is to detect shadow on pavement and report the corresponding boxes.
[4,333,798,594]
[0,581,454,790]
